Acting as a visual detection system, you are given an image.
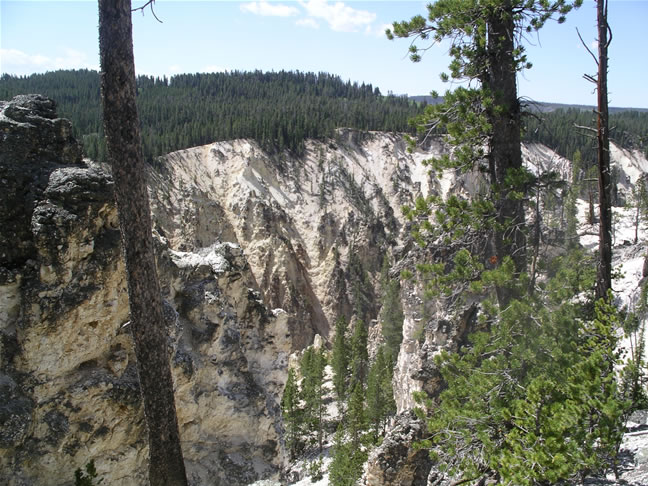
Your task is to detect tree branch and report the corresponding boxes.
[574,124,599,135]
[132,0,162,23]
[449,474,485,486]
[576,27,598,66]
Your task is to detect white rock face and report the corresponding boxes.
[0,97,292,486]
[0,160,293,485]
[1,108,453,485]
[148,130,447,349]
[390,140,648,414]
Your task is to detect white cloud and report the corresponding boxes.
[53,48,92,70]
[0,48,97,75]
[299,0,376,32]
[296,18,319,29]
[240,1,299,17]
[1,48,50,68]
[365,22,392,38]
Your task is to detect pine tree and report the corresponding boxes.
[348,252,374,324]
[379,256,404,360]
[565,149,583,246]
[281,367,302,459]
[299,346,326,451]
[350,319,369,388]
[622,317,648,410]
[388,0,583,306]
[591,0,613,300]
[347,381,367,447]
[328,425,367,486]
[331,315,350,408]
[415,257,627,485]
[366,346,396,441]
[98,1,187,484]
[630,175,648,244]
[74,460,103,486]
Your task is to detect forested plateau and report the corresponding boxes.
[1,69,648,486]
[1,69,647,167]
[0,70,419,161]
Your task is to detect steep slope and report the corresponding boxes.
[0,96,290,486]
[1,95,447,486]
[368,143,648,486]
[147,130,451,349]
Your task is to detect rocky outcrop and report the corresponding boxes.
[366,412,432,486]
[159,242,290,486]
[0,94,84,272]
[0,95,289,486]
[0,94,454,486]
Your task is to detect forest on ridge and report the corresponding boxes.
[0,69,420,160]
[1,69,646,168]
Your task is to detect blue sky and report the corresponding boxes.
[1,0,647,108]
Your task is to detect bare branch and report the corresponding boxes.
[133,0,163,23]
[448,475,484,486]
[574,124,598,134]
[604,0,613,49]
[576,27,598,66]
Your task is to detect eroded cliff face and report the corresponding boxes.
[0,94,448,486]
[147,129,454,350]
[5,93,645,486]
[0,96,290,486]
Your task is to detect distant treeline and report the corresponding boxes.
[0,69,422,161]
[523,108,648,165]
[1,69,646,165]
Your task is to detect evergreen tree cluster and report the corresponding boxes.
[389,0,642,484]
[3,71,645,169]
[379,255,404,360]
[281,315,398,485]
[415,254,628,485]
[280,253,404,483]
[524,107,648,165]
[329,317,397,486]
[281,346,327,460]
[0,69,421,160]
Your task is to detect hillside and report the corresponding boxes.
[524,107,648,165]
[2,69,647,173]
[0,70,421,161]
[410,95,648,114]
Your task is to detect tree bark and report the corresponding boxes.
[596,0,612,300]
[98,1,188,484]
[484,2,526,305]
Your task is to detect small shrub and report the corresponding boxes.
[74,460,103,486]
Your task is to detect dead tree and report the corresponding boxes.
[579,0,612,299]
[595,0,612,300]
[98,0,188,484]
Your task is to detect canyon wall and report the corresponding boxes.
[2,94,646,485]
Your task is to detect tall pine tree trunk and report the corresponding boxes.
[98,1,188,484]
[485,3,526,305]
[596,0,612,300]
